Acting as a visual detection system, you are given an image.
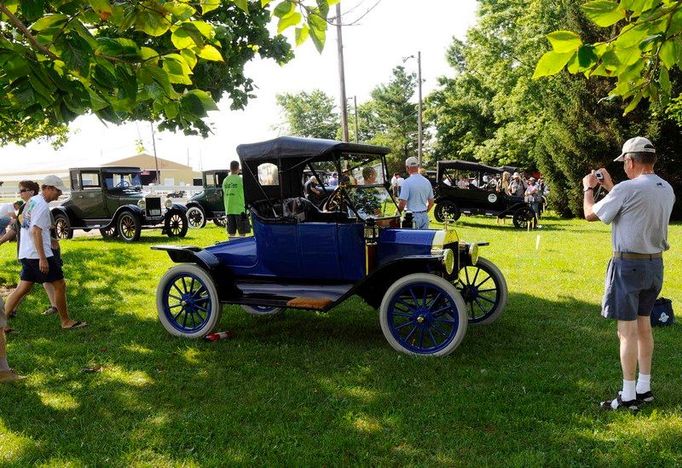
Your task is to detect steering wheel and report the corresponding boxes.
[115,180,131,189]
[322,186,346,212]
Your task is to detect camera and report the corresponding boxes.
[595,171,604,182]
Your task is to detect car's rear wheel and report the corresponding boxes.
[512,205,534,229]
[241,305,283,316]
[186,206,206,228]
[213,216,227,228]
[157,264,221,338]
[117,212,141,242]
[379,273,467,356]
[100,225,118,239]
[454,257,508,325]
[165,211,188,238]
[434,202,461,222]
[53,212,73,240]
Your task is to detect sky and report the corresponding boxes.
[1,0,479,173]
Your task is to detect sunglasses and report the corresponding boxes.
[19,188,32,193]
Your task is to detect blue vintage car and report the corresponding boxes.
[153,137,508,356]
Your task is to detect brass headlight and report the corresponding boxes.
[137,199,146,210]
[468,243,479,266]
[442,248,455,275]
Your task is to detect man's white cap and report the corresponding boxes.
[512,172,520,178]
[614,136,656,162]
[42,175,66,191]
[405,156,419,167]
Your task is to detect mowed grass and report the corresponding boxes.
[0,215,681,466]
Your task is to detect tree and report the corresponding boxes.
[0,0,337,145]
[275,89,339,139]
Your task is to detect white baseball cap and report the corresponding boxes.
[405,156,419,167]
[614,136,656,162]
[42,175,66,191]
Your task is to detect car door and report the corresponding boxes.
[207,172,227,213]
[73,171,107,220]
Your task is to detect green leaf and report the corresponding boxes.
[135,8,171,37]
[577,45,598,70]
[659,39,676,69]
[261,0,271,6]
[139,47,160,62]
[615,23,650,48]
[188,21,215,40]
[614,45,642,67]
[623,93,642,115]
[197,44,223,61]
[274,1,294,18]
[88,0,112,20]
[278,11,302,33]
[200,0,221,14]
[185,89,218,111]
[295,24,310,46]
[532,50,575,79]
[668,8,682,35]
[180,49,197,68]
[602,50,621,71]
[546,30,583,53]
[659,65,671,103]
[30,14,68,32]
[172,28,195,49]
[232,0,249,12]
[165,2,195,20]
[582,0,626,27]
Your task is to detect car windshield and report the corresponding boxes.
[441,167,499,191]
[105,172,142,191]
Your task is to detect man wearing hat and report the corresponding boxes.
[3,175,86,332]
[397,157,434,229]
[582,137,675,412]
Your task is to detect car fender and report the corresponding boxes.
[151,245,238,300]
[185,201,205,212]
[110,205,144,225]
[166,203,187,215]
[50,206,77,226]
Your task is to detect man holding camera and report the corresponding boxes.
[582,136,675,411]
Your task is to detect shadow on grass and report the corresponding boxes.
[2,277,681,464]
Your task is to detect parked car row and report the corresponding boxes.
[51,166,228,242]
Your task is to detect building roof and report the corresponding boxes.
[104,153,194,171]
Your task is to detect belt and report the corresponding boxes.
[412,210,427,213]
[613,251,662,260]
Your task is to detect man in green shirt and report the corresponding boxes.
[222,160,250,238]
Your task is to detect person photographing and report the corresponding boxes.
[582,136,675,411]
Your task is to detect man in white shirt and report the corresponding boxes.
[3,175,86,331]
[583,137,675,412]
[398,157,434,229]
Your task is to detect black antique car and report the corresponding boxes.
[185,169,229,228]
[433,160,534,228]
[52,166,188,242]
[153,137,509,356]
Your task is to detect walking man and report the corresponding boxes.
[582,137,675,411]
[4,176,87,331]
[398,156,434,229]
[222,160,250,239]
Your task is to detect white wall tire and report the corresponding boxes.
[241,305,283,316]
[186,206,207,228]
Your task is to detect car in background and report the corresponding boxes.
[433,160,534,229]
[153,137,509,356]
[185,170,229,228]
[52,166,188,242]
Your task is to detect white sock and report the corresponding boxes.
[0,356,9,372]
[621,379,636,402]
[636,373,651,394]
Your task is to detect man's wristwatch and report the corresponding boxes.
[583,186,595,193]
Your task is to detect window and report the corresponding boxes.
[81,172,100,189]
[257,163,278,186]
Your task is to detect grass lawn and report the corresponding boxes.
[1,214,680,465]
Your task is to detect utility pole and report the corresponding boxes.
[417,51,423,165]
[335,3,349,142]
[353,95,359,143]
[150,122,160,184]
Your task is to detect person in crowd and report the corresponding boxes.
[303,175,324,206]
[328,172,339,187]
[0,181,58,324]
[510,172,526,197]
[3,176,86,331]
[524,177,540,229]
[223,160,250,239]
[398,157,434,229]
[0,297,24,383]
[582,136,675,412]
[0,200,22,236]
[441,174,452,186]
[499,171,511,195]
[457,175,469,189]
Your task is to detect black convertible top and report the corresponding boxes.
[236,136,390,162]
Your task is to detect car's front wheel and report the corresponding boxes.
[157,264,221,338]
[453,257,508,325]
[241,305,283,316]
[186,206,206,228]
[512,205,534,229]
[100,225,118,239]
[434,202,461,222]
[165,211,188,238]
[53,212,73,240]
[379,273,468,356]
[117,211,141,242]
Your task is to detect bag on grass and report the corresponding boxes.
[651,297,674,327]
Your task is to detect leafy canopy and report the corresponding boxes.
[533,0,682,114]
[0,0,338,144]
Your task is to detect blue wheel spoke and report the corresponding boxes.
[168,303,183,309]
[418,329,425,348]
[404,326,418,342]
[182,311,189,328]
[191,286,207,299]
[189,277,196,294]
[427,329,439,347]
[426,292,443,310]
[394,320,414,330]
[181,277,189,294]
[172,308,185,321]
[434,317,457,325]
[193,303,209,313]
[431,304,454,317]
[396,299,417,312]
[188,310,197,328]
[169,294,183,301]
[408,287,419,305]
[432,323,450,338]
[172,283,184,297]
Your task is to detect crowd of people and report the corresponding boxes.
[0,176,87,383]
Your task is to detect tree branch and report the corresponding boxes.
[0,4,60,61]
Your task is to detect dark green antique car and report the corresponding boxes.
[185,170,229,228]
[51,166,188,242]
